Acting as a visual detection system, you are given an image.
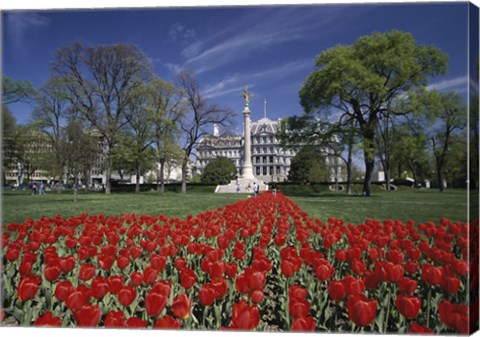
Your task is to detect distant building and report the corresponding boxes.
[194,117,342,183]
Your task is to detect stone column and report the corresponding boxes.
[241,105,255,180]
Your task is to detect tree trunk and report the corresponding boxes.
[346,148,352,194]
[105,155,112,194]
[73,176,78,202]
[384,165,391,191]
[135,162,141,193]
[181,159,188,193]
[160,159,165,195]
[436,164,445,192]
[362,130,375,197]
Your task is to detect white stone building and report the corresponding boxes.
[194,117,342,183]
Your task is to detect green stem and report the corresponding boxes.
[426,287,432,329]
[384,285,391,334]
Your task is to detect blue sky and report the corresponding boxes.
[2,2,473,134]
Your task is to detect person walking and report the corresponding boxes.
[236,181,240,193]
[39,182,45,195]
[31,183,37,195]
[253,182,258,197]
[272,182,277,197]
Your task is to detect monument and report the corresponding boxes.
[240,86,255,180]
[215,86,268,193]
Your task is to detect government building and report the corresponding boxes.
[193,117,342,183]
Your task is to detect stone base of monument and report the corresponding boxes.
[215,178,269,194]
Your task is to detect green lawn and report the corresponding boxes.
[1,188,471,225]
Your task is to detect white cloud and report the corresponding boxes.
[427,76,468,92]
[6,12,50,43]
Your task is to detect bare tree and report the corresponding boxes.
[51,42,152,194]
[175,70,235,193]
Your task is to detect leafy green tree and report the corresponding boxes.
[288,145,328,183]
[300,30,447,196]
[51,42,152,194]
[2,76,35,104]
[2,105,18,184]
[391,125,431,186]
[278,114,359,193]
[63,120,99,202]
[147,77,186,194]
[201,157,237,184]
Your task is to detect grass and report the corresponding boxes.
[1,187,471,226]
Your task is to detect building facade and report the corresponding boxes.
[194,117,342,183]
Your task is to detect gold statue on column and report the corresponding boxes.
[243,85,253,107]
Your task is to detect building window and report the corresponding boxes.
[256,167,260,175]
[263,167,267,175]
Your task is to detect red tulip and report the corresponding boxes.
[44,265,61,282]
[125,317,147,328]
[33,312,61,326]
[343,276,365,295]
[422,264,444,286]
[405,261,419,274]
[151,280,171,297]
[315,263,335,281]
[130,246,142,259]
[174,257,187,271]
[398,277,418,294]
[150,254,166,270]
[59,255,75,273]
[281,260,295,278]
[130,272,143,287]
[289,301,311,318]
[386,264,404,283]
[328,280,346,302]
[104,311,126,328]
[180,268,197,289]
[225,263,238,278]
[172,294,191,320]
[231,300,260,330]
[118,286,136,307]
[91,277,110,300]
[108,276,125,294]
[79,264,96,281]
[291,316,315,331]
[55,280,75,302]
[154,315,181,329]
[6,247,20,262]
[66,290,89,311]
[438,300,469,333]
[199,284,217,306]
[146,291,168,317]
[116,255,130,270]
[251,289,264,304]
[347,294,377,327]
[289,285,308,302]
[409,322,433,333]
[246,268,266,290]
[73,305,102,327]
[17,278,39,301]
[386,249,404,264]
[441,276,461,294]
[236,273,249,294]
[351,259,366,275]
[143,266,159,285]
[395,295,422,319]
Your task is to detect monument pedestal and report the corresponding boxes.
[215,178,268,193]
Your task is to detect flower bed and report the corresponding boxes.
[1,192,478,333]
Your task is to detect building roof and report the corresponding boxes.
[250,117,279,135]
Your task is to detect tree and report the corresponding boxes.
[201,157,237,184]
[278,114,359,193]
[124,84,157,193]
[300,30,447,196]
[51,42,152,194]
[63,120,99,202]
[2,75,35,104]
[288,145,329,183]
[391,125,431,186]
[426,91,467,192]
[176,70,235,193]
[147,77,186,194]
[32,77,72,185]
[2,105,19,185]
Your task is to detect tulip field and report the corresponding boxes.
[1,191,478,333]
